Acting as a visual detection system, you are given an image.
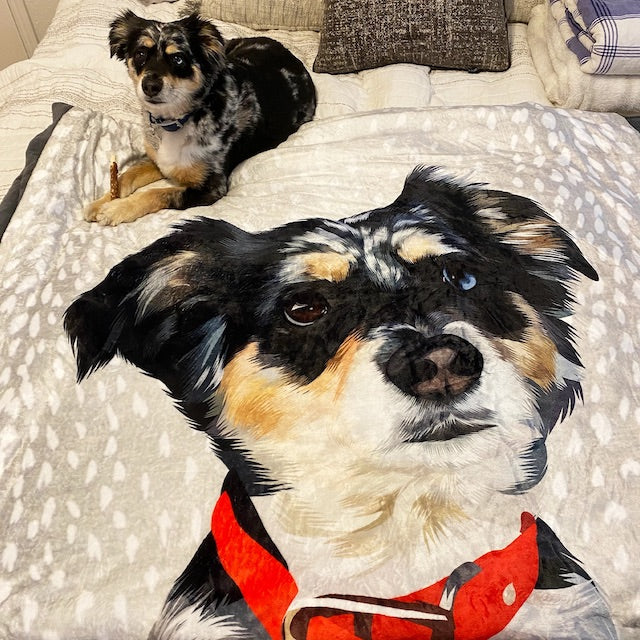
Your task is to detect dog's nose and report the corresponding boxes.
[141,73,163,98]
[385,334,483,401]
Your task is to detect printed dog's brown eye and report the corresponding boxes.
[283,294,329,327]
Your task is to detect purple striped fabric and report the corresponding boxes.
[550,0,640,75]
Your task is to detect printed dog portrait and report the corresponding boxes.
[84,11,316,225]
[66,167,616,639]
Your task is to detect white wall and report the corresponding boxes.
[23,0,60,41]
[0,0,60,70]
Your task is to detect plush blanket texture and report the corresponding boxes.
[0,102,639,637]
[528,3,640,114]
[1,0,640,637]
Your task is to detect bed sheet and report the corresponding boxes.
[0,0,549,202]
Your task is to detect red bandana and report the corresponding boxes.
[211,488,539,640]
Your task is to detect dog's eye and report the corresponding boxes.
[134,49,149,65]
[442,265,477,291]
[171,54,187,68]
[283,294,329,327]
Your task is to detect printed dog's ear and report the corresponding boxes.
[478,191,599,283]
[399,167,598,283]
[64,218,256,423]
[181,14,225,66]
[109,10,148,61]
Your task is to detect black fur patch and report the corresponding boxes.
[65,167,597,495]
[108,11,317,208]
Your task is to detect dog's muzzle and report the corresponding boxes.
[385,334,483,402]
[141,73,164,99]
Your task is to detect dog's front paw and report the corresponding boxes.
[83,194,133,226]
[94,198,138,226]
[83,193,111,222]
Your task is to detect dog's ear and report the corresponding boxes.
[109,10,148,61]
[182,14,225,67]
[399,167,598,283]
[64,218,258,425]
[481,191,599,283]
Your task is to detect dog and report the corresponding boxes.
[84,11,316,226]
[66,167,617,639]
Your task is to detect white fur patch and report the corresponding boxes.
[154,125,217,176]
[217,317,544,594]
[134,251,198,322]
[149,600,249,640]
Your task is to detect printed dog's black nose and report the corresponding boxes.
[141,73,163,98]
[385,334,483,401]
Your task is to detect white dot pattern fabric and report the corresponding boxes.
[0,101,639,637]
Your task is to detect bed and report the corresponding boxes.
[0,0,639,638]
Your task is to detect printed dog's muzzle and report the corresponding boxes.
[385,333,483,401]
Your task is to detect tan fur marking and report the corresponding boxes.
[144,141,158,164]
[495,294,557,389]
[127,59,139,81]
[93,186,185,225]
[83,192,111,222]
[199,25,224,57]
[167,67,204,95]
[480,212,563,258]
[118,159,164,197]
[394,231,453,263]
[498,221,562,252]
[297,252,354,282]
[139,36,155,49]
[165,44,179,55]
[219,335,362,439]
[166,162,209,188]
[84,159,163,222]
[472,193,563,257]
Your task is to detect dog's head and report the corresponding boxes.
[65,167,597,499]
[109,11,224,118]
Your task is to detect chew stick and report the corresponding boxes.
[109,154,120,200]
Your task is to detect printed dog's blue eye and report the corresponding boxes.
[442,265,477,291]
[284,294,329,327]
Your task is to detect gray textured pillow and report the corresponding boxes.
[182,0,324,31]
[314,0,510,74]
[505,0,544,22]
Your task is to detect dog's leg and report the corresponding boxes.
[84,159,163,222]
[118,158,164,197]
[93,185,186,226]
[92,176,230,225]
[83,192,112,222]
[84,158,229,224]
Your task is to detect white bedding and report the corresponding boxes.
[527,2,640,115]
[1,1,639,638]
[0,0,549,201]
[2,95,640,640]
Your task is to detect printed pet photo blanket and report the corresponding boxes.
[1,100,639,638]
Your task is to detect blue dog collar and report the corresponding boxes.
[148,112,193,132]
